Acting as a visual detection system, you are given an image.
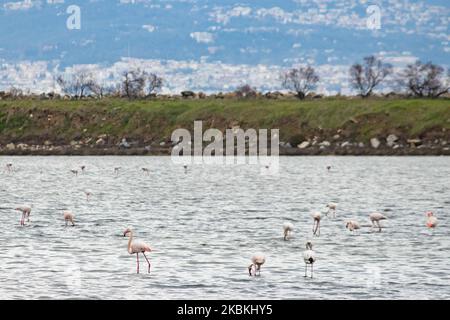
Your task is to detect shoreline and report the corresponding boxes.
[1,146,449,156]
[1,98,449,157]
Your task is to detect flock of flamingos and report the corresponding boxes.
[4,162,440,278]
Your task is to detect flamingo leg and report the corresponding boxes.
[377,221,381,232]
[142,252,151,273]
[311,264,314,279]
[136,253,140,274]
[304,264,307,277]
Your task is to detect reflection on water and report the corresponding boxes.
[0,156,449,299]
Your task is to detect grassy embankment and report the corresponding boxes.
[0,97,449,154]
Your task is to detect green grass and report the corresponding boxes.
[0,97,449,144]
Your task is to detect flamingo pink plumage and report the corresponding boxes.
[15,205,31,226]
[426,212,438,228]
[123,228,152,273]
[63,211,75,226]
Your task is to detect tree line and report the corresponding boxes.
[280,56,449,99]
[2,56,449,100]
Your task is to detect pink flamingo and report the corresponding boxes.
[123,228,152,273]
[312,211,321,236]
[248,254,266,276]
[346,220,360,232]
[370,212,387,232]
[426,212,438,228]
[63,211,75,226]
[15,205,32,226]
[84,190,92,201]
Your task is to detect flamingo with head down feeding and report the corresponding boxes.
[426,212,438,228]
[123,228,152,273]
[326,203,337,218]
[312,211,321,236]
[370,212,387,232]
[63,211,75,226]
[15,205,32,226]
[283,222,294,241]
[346,220,360,233]
[248,254,266,276]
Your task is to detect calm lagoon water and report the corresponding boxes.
[0,156,449,300]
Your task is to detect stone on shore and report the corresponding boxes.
[370,138,381,149]
[386,134,399,147]
[297,141,310,149]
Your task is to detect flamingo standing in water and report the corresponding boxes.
[70,169,78,176]
[6,163,13,173]
[370,212,387,232]
[63,211,75,226]
[326,203,337,218]
[312,211,321,236]
[80,165,86,173]
[114,167,121,175]
[283,222,294,241]
[426,212,438,228]
[346,220,360,233]
[123,228,152,274]
[142,168,150,175]
[15,205,32,226]
[183,165,188,173]
[84,190,92,201]
[303,241,316,278]
[248,254,266,276]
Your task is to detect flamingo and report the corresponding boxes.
[6,163,13,173]
[370,212,387,232]
[248,254,266,276]
[15,205,32,226]
[70,169,78,176]
[312,211,321,236]
[326,166,331,171]
[326,203,337,218]
[426,212,438,228]
[114,167,121,175]
[346,220,360,232]
[84,190,92,201]
[80,165,86,173]
[283,222,294,241]
[303,241,316,278]
[63,211,75,226]
[183,165,188,173]
[142,168,150,175]
[123,228,152,274]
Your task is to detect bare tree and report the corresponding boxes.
[57,71,95,99]
[8,86,23,98]
[281,66,319,99]
[399,61,449,98]
[121,69,146,99]
[349,56,392,98]
[235,84,257,98]
[147,73,163,96]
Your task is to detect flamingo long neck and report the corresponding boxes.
[127,231,134,253]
